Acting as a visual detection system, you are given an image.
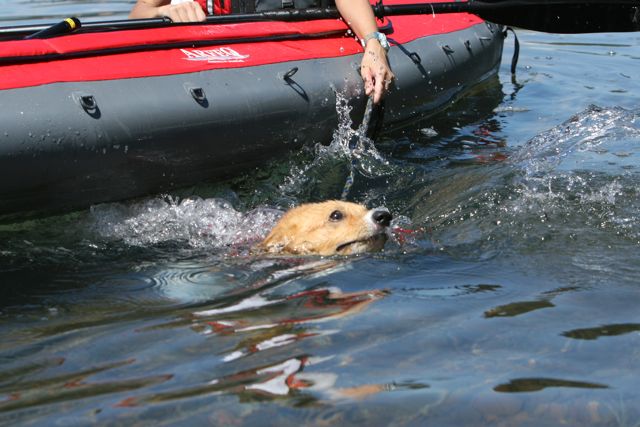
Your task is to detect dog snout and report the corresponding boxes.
[372,209,392,227]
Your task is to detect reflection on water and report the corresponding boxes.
[5,0,132,25]
[484,299,555,318]
[562,323,640,340]
[494,378,609,393]
[1,18,640,427]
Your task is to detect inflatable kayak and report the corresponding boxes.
[0,0,504,220]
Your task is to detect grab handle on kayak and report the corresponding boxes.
[79,95,97,110]
[183,83,209,106]
[283,67,299,81]
[190,87,206,102]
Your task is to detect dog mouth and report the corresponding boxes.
[336,232,388,253]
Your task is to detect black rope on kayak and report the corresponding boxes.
[340,165,356,200]
[283,67,298,80]
[506,27,520,75]
[341,96,374,200]
[388,37,431,80]
[366,98,385,140]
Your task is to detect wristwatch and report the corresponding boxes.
[360,31,390,52]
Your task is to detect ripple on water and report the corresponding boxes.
[509,106,640,241]
[406,105,640,262]
[132,261,236,304]
[513,105,640,176]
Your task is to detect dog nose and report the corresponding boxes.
[372,209,392,227]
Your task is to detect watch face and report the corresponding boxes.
[378,33,390,50]
[362,32,390,51]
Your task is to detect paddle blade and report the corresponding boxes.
[470,0,640,33]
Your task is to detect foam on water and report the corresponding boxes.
[90,196,282,249]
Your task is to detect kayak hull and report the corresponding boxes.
[0,20,504,220]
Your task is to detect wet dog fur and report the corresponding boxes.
[257,200,392,256]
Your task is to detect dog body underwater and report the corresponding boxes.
[258,200,392,256]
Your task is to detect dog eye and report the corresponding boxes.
[329,210,344,221]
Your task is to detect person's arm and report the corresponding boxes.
[334,0,394,104]
[129,0,206,22]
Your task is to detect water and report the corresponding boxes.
[2,3,640,426]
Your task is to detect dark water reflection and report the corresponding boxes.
[2,4,640,426]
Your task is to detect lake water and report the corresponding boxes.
[1,2,640,426]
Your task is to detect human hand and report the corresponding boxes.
[360,39,394,104]
[158,0,206,22]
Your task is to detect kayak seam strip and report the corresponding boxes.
[0,29,349,66]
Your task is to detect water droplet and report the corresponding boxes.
[420,127,438,137]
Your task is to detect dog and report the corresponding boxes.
[257,200,392,256]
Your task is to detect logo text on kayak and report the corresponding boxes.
[181,47,249,63]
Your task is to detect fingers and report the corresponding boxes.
[373,68,394,104]
[360,51,393,104]
[162,2,206,22]
[384,71,395,91]
[361,68,385,103]
[362,66,374,98]
[188,2,207,21]
[373,68,388,104]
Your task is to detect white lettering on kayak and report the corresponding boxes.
[181,47,249,63]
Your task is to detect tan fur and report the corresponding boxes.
[258,201,388,256]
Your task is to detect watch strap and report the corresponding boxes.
[360,31,389,52]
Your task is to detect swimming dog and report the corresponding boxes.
[258,200,392,256]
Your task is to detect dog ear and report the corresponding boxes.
[259,223,316,255]
[258,237,287,254]
[258,227,294,254]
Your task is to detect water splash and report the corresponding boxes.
[89,196,282,249]
[508,105,640,240]
[86,93,402,251]
[278,91,393,202]
[409,106,640,257]
[513,105,640,176]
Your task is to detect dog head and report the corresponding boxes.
[258,200,392,256]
